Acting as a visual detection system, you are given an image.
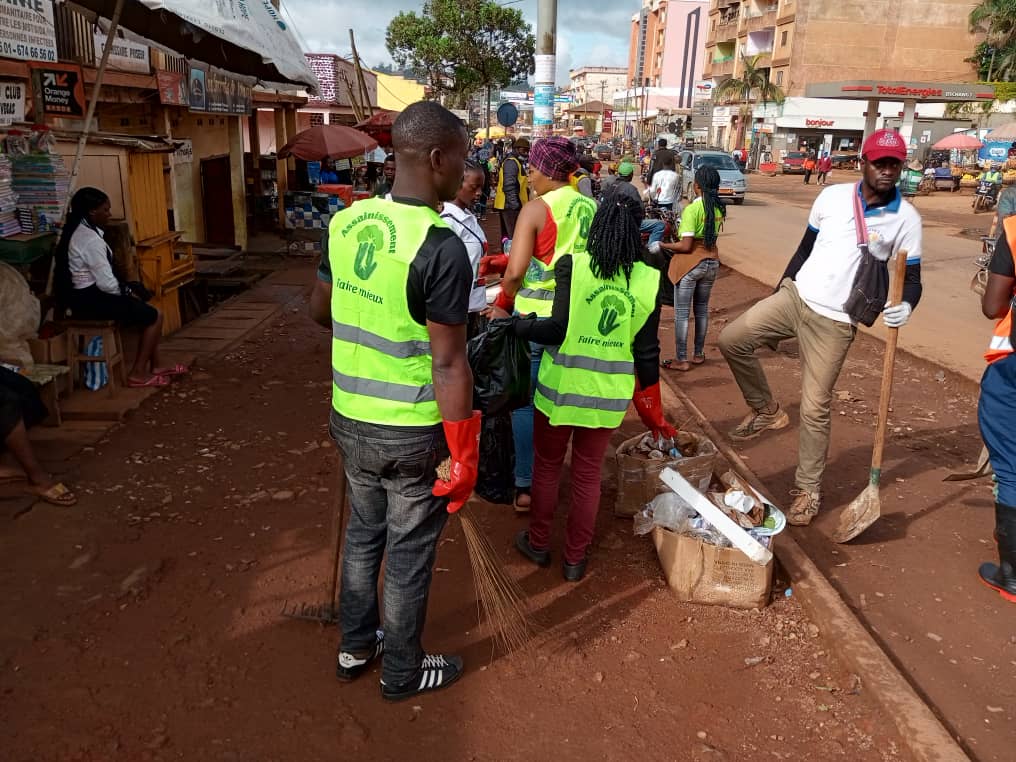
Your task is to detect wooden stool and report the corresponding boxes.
[60,320,127,396]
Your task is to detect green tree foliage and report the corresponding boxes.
[969,1,1016,80]
[386,0,535,107]
[713,54,785,150]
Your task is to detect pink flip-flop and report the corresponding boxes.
[128,374,170,388]
[152,364,189,377]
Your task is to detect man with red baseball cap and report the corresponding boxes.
[718,128,923,528]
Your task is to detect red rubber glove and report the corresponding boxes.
[632,381,677,441]
[479,254,509,277]
[433,411,482,513]
[493,288,515,313]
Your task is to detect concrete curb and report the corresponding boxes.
[659,378,969,762]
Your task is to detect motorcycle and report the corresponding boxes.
[973,180,1000,214]
[641,204,680,306]
[971,235,994,296]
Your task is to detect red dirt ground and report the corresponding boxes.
[1,273,906,761]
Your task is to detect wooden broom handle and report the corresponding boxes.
[871,250,909,473]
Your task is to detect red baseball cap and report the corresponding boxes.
[861,129,907,162]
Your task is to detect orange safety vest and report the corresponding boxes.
[985,216,1016,364]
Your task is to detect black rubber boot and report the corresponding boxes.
[978,502,1016,603]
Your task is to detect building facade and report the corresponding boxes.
[703,0,982,155]
[568,66,628,109]
[626,0,710,125]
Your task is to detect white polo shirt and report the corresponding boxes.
[440,202,488,313]
[795,182,922,324]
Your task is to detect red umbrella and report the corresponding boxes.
[278,125,378,160]
[932,133,984,150]
[354,109,400,147]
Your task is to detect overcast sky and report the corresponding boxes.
[280,0,635,86]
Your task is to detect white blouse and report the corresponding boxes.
[68,223,119,295]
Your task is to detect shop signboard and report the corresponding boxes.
[691,99,712,130]
[979,141,1011,164]
[0,0,57,63]
[156,70,188,106]
[32,63,86,117]
[188,63,207,111]
[204,71,252,114]
[93,31,151,74]
[692,81,714,102]
[602,109,613,132]
[0,81,26,126]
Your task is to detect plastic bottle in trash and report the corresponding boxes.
[501,237,512,255]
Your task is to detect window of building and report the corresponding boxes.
[310,113,325,127]
[776,70,783,85]
[781,30,788,46]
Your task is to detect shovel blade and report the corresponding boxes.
[280,600,340,625]
[942,445,993,482]
[833,484,881,543]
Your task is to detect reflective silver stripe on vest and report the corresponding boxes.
[332,321,431,359]
[517,287,555,301]
[546,347,633,375]
[535,382,630,413]
[333,368,436,404]
[990,335,1013,352]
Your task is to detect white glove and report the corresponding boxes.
[648,240,662,255]
[882,301,912,328]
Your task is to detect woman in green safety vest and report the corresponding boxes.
[506,194,678,582]
[489,137,598,514]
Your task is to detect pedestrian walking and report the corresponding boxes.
[802,153,816,184]
[510,194,675,580]
[817,153,832,186]
[976,214,1016,603]
[489,137,597,513]
[493,138,530,241]
[309,101,480,701]
[717,129,923,526]
[441,162,489,337]
[656,166,725,371]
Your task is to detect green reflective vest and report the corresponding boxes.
[535,254,658,429]
[328,198,442,427]
[515,185,597,317]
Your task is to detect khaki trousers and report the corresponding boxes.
[718,279,856,491]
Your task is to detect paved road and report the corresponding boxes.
[719,183,991,384]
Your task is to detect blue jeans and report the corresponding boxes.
[979,353,1016,506]
[674,258,719,361]
[640,219,665,245]
[511,341,545,489]
[329,410,449,686]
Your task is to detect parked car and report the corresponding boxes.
[830,153,858,170]
[678,148,748,204]
[782,151,807,174]
[593,143,613,161]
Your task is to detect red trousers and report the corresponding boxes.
[529,410,614,565]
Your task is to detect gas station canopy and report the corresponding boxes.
[805,81,995,103]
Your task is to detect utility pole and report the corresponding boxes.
[534,0,557,138]
[349,30,373,118]
[599,79,606,138]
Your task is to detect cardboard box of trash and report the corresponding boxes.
[614,430,717,517]
[650,467,778,610]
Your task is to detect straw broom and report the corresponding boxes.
[438,460,533,654]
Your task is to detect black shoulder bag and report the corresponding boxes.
[842,183,889,326]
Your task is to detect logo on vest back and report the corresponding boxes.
[574,202,594,246]
[597,294,626,336]
[354,225,383,280]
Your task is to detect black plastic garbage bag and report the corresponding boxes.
[474,413,515,505]
[467,317,531,417]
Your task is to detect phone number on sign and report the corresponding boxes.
[0,41,56,62]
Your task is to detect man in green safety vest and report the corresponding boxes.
[310,101,480,702]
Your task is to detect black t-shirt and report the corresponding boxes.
[990,230,1016,278]
[318,197,472,326]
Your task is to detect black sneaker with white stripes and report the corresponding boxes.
[380,653,464,702]
[336,630,384,682]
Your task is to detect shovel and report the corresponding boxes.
[943,445,993,482]
[834,249,909,544]
[281,454,348,624]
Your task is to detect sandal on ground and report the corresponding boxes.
[514,488,531,514]
[128,374,170,388]
[26,482,77,507]
[152,363,189,377]
[661,359,674,369]
[691,355,706,365]
[674,360,692,372]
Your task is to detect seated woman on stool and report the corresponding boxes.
[54,187,186,388]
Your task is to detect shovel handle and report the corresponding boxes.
[326,452,349,613]
[870,249,909,475]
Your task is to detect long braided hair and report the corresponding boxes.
[586,193,643,286]
[695,165,726,251]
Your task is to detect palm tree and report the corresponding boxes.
[713,54,785,161]
[970,0,1016,79]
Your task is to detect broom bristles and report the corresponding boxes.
[458,512,533,654]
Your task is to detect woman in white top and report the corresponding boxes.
[440,162,489,337]
[648,156,680,211]
[54,187,183,388]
